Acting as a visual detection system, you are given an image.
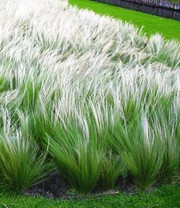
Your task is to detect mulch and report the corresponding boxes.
[25,171,136,200]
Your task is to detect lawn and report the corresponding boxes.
[69,0,180,40]
[0,183,179,208]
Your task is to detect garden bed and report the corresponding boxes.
[25,171,135,199]
[0,0,179,199]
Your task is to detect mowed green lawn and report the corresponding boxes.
[0,183,179,208]
[69,0,180,41]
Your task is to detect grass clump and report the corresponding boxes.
[113,114,164,189]
[44,117,102,194]
[0,128,55,192]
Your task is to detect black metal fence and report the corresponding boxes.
[92,0,180,20]
[123,0,180,10]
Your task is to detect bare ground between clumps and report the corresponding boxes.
[24,171,136,199]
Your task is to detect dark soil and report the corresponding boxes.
[25,171,136,199]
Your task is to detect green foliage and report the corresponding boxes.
[154,109,180,183]
[38,112,102,194]
[100,152,127,190]
[0,0,179,195]
[112,114,163,189]
[0,76,10,93]
[0,131,55,192]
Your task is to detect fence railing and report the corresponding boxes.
[124,0,180,10]
[92,0,180,20]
